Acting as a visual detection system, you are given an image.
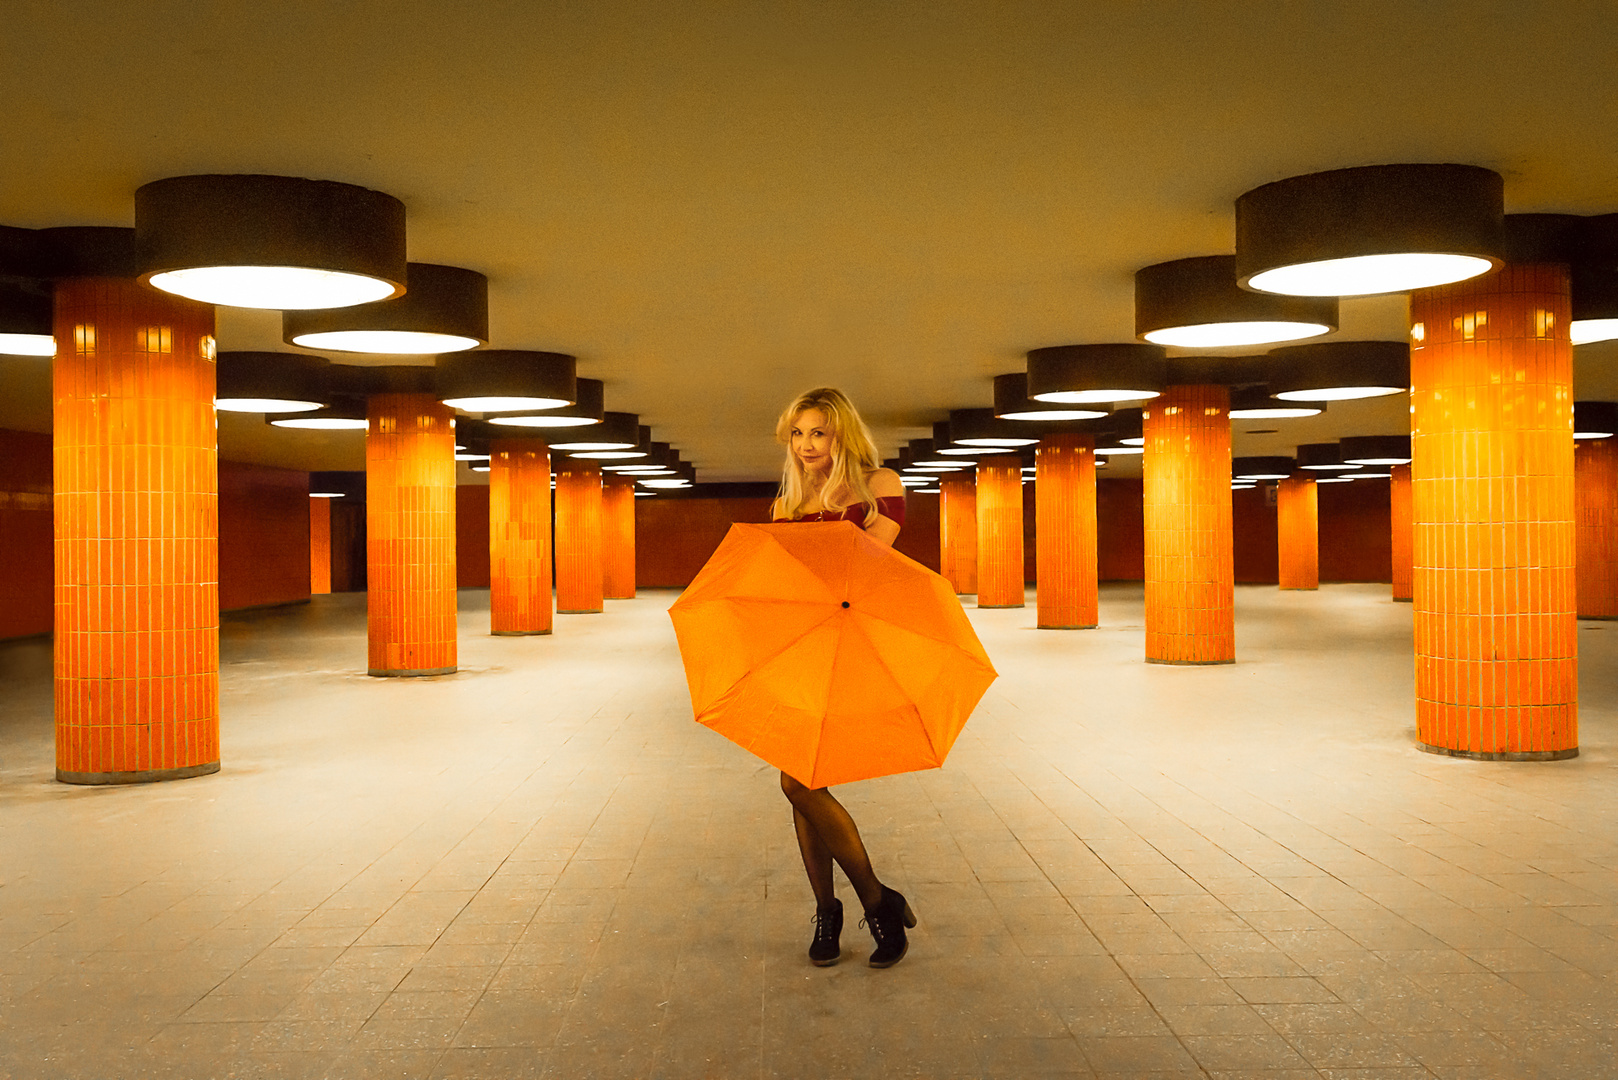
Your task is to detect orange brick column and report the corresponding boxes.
[53,278,220,784]
[309,496,332,595]
[555,457,604,614]
[1036,433,1098,628]
[1143,385,1234,664]
[1276,474,1319,591]
[1575,438,1618,619]
[602,475,637,600]
[939,473,978,595]
[976,455,1025,608]
[489,440,552,635]
[1410,264,1577,758]
[366,394,457,676]
[1390,464,1413,602]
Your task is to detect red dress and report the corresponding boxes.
[775,497,907,528]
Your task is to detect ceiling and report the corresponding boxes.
[3,0,1617,482]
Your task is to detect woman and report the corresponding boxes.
[771,387,917,969]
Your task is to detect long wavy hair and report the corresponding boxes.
[774,387,881,520]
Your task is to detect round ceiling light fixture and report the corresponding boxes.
[554,412,642,452]
[267,395,370,431]
[1338,434,1411,466]
[215,351,330,413]
[0,282,53,356]
[1235,164,1504,296]
[487,377,605,428]
[1227,386,1324,420]
[992,372,1108,421]
[1565,214,1618,346]
[1294,442,1355,471]
[135,174,407,309]
[1233,456,1296,481]
[931,420,997,457]
[284,263,488,354]
[1135,255,1336,347]
[1266,340,1410,401]
[437,350,575,412]
[949,408,1040,448]
[1574,401,1618,440]
[1026,343,1166,404]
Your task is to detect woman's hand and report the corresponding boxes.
[865,468,905,548]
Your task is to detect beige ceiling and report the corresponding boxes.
[3,0,1617,481]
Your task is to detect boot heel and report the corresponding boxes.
[902,902,917,928]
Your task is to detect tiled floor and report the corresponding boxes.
[2,583,1617,1079]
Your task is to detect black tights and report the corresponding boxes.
[780,771,884,912]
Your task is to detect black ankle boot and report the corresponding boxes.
[861,886,917,969]
[809,899,843,967]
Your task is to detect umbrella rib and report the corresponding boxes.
[853,615,945,767]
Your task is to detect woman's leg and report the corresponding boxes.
[781,771,884,911]
[792,806,836,908]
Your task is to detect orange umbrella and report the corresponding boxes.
[669,521,997,788]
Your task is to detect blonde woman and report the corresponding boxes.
[771,387,916,968]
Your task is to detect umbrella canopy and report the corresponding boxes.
[670,521,997,788]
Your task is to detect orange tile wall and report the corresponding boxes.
[1575,438,1618,619]
[939,474,978,595]
[555,458,603,614]
[456,484,491,589]
[0,429,53,640]
[53,278,220,782]
[975,456,1025,608]
[1410,264,1577,758]
[1276,474,1319,590]
[366,394,457,676]
[489,441,552,634]
[1143,385,1234,664]
[1389,464,1413,601]
[309,496,331,595]
[602,475,637,599]
[1035,433,1097,628]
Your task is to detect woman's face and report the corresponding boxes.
[790,407,835,476]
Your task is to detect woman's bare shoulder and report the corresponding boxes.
[867,468,905,497]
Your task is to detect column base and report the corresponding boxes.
[57,761,220,786]
[1279,586,1318,592]
[368,666,457,678]
[1393,596,1413,603]
[1038,623,1098,630]
[1417,743,1579,761]
[492,629,552,636]
[557,608,604,615]
[605,593,636,601]
[976,603,1025,609]
[1577,614,1618,621]
[1146,657,1236,666]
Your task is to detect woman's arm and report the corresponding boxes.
[864,468,905,547]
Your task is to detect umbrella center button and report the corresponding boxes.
[841,601,850,608]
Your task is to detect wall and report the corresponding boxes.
[456,485,491,588]
[894,492,941,572]
[636,496,775,587]
[1233,487,1279,583]
[0,429,52,638]
[1319,477,1392,582]
[219,461,313,611]
[1096,479,1145,581]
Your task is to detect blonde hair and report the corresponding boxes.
[774,387,881,521]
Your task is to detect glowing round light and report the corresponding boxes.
[455,453,491,462]
[937,447,996,456]
[1314,476,1355,484]
[1143,321,1332,348]
[639,479,691,489]
[634,491,656,497]
[1033,388,1160,404]
[1572,318,1618,346]
[290,329,482,354]
[1228,405,1322,419]
[0,332,55,356]
[900,477,929,486]
[1347,470,1393,479]
[997,408,1107,421]
[216,397,323,414]
[1120,436,1144,446]
[1095,446,1144,456]
[913,487,941,494]
[271,416,369,430]
[149,267,396,310]
[441,395,569,411]
[1576,431,1615,440]
[489,414,600,429]
[956,437,1038,447]
[1274,386,1403,401]
[1232,483,1257,490]
[309,492,346,498]
[569,450,646,460]
[1247,253,1495,298]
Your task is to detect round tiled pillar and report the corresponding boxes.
[555,457,604,614]
[976,455,1025,608]
[53,278,220,784]
[1574,437,1618,620]
[939,473,978,596]
[1143,385,1234,664]
[1035,433,1098,629]
[1277,473,1319,591]
[1390,463,1413,602]
[602,475,637,600]
[1410,264,1577,759]
[489,439,552,635]
[309,495,332,595]
[366,394,457,676]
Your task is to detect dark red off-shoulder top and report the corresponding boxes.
[774,496,907,529]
